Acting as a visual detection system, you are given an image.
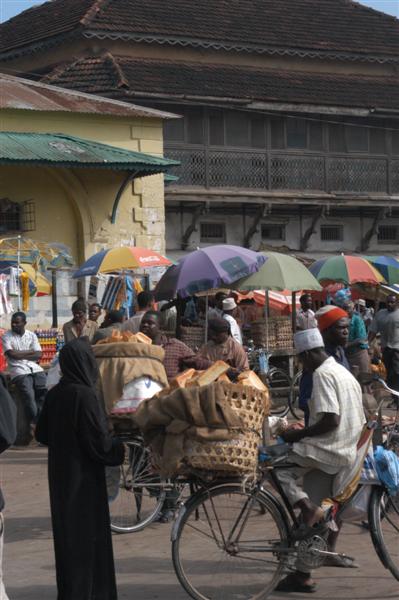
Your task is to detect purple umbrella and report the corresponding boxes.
[154,245,266,300]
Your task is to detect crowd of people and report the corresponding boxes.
[0,287,397,598]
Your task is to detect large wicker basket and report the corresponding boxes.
[180,326,205,351]
[183,381,270,475]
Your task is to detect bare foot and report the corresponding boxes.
[296,499,325,528]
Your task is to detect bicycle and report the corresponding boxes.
[108,430,195,533]
[248,346,291,418]
[107,431,167,533]
[171,376,399,600]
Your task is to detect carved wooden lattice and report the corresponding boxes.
[166,148,394,194]
[329,158,387,192]
[271,156,324,190]
[166,149,206,185]
[391,160,399,194]
[208,152,267,188]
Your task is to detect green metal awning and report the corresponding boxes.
[0,131,179,174]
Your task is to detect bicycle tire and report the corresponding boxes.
[109,440,166,533]
[172,483,289,600]
[368,485,399,581]
[289,371,304,420]
[266,368,291,418]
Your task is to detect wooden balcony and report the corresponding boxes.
[165,146,399,195]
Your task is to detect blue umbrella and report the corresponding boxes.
[154,245,266,300]
[365,256,399,285]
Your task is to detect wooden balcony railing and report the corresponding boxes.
[165,146,399,195]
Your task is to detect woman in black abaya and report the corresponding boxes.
[36,338,124,600]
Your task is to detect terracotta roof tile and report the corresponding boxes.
[0,0,398,58]
[44,55,399,111]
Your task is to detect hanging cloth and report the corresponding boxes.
[20,271,30,312]
[9,267,19,296]
[0,275,13,316]
[101,277,124,311]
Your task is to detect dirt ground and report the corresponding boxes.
[2,446,398,600]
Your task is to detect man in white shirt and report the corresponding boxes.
[222,298,243,344]
[276,328,364,593]
[296,293,317,331]
[2,312,47,427]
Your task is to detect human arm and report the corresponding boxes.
[281,413,340,443]
[5,349,41,360]
[282,368,340,443]
[3,332,42,361]
[178,341,212,371]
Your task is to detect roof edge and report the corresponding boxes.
[82,30,399,64]
[1,26,398,65]
[0,72,178,119]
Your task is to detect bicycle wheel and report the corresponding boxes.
[289,371,304,420]
[172,483,289,600]
[266,368,291,417]
[109,440,166,533]
[368,485,399,581]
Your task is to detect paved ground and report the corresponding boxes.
[2,446,398,599]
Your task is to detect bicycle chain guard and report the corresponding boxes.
[296,535,328,569]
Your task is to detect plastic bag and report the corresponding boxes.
[374,445,399,496]
[111,377,162,414]
[339,485,372,522]
[360,447,380,485]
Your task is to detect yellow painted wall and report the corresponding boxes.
[0,109,167,261]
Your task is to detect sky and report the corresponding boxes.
[0,0,398,22]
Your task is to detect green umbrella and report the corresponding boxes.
[231,252,322,291]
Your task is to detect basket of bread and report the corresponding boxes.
[134,361,270,477]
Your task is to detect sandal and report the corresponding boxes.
[275,574,317,594]
[323,554,359,568]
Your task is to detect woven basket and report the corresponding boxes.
[183,381,269,475]
[180,326,205,351]
[251,317,293,349]
[185,431,259,474]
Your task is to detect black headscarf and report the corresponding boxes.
[59,337,99,387]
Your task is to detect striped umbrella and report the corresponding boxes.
[73,246,172,278]
[309,255,385,285]
[364,256,399,285]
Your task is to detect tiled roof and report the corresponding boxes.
[0,0,398,59]
[0,72,176,119]
[44,55,399,111]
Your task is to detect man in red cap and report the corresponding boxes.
[315,305,351,369]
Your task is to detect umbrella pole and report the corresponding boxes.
[265,290,270,352]
[205,293,209,344]
[17,235,21,310]
[51,270,58,328]
[292,292,297,334]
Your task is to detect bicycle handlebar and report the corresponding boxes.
[373,375,399,399]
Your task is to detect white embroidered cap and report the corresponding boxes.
[294,328,325,353]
